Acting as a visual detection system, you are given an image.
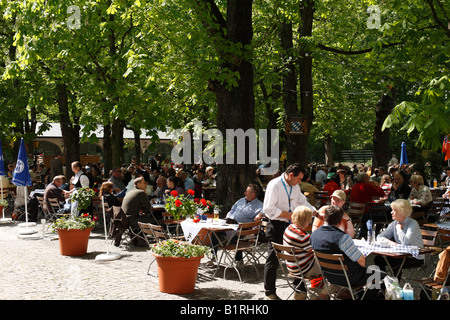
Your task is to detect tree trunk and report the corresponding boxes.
[280,22,303,165]
[296,0,315,167]
[205,0,255,213]
[373,87,396,168]
[103,123,113,175]
[324,134,333,166]
[111,118,125,167]
[57,82,80,179]
[133,128,142,165]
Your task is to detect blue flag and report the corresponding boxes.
[12,139,32,187]
[0,140,5,176]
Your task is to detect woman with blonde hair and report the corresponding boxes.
[408,174,433,206]
[375,199,424,280]
[283,205,321,300]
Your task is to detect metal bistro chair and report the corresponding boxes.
[215,221,261,282]
[138,222,186,277]
[347,202,366,237]
[413,248,450,300]
[271,242,320,300]
[314,251,371,300]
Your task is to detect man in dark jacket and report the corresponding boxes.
[310,205,368,287]
[43,175,67,215]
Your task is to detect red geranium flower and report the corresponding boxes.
[175,199,182,207]
[170,190,179,197]
[194,198,200,204]
[187,189,195,196]
[200,199,207,206]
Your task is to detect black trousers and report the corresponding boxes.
[264,219,289,296]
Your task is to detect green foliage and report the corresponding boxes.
[151,239,212,258]
[51,213,97,231]
[71,187,95,210]
[383,76,450,150]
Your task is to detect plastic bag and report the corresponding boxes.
[384,276,403,300]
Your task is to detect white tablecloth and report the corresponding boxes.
[436,221,450,230]
[180,220,239,243]
[353,239,420,258]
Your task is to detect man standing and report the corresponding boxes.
[49,151,64,181]
[263,163,318,300]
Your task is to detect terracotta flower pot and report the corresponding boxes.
[154,254,203,294]
[57,228,93,256]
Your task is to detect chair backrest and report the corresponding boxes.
[36,196,45,207]
[271,242,308,277]
[235,221,261,247]
[347,202,365,219]
[366,202,388,220]
[314,251,354,298]
[148,222,170,241]
[421,229,438,247]
[47,197,62,214]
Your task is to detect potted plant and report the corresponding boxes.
[51,213,98,256]
[164,189,199,220]
[152,238,212,294]
[71,187,95,215]
[0,199,8,213]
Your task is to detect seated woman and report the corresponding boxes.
[166,175,186,197]
[99,181,121,208]
[283,205,321,300]
[380,174,392,196]
[408,174,433,208]
[375,199,424,281]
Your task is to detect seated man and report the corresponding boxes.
[225,183,264,224]
[43,175,69,215]
[121,176,153,231]
[310,205,369,288]
[212,184,264,267]
[312,190,355,238]
[108,167,126,198]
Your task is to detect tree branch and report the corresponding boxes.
[317,41,403,55]
[425,0,450,38]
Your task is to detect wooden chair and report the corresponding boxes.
[413,250,450,300]
[412,210,429,226]
[138,222,186,277]
[347,202,366,237]
[160,211,185,239]
[416,228,443,277]
[313,251,372,300]
[215,221,261,282]
[271,242,322,300]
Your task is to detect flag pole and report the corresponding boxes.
[0,177,9,222]
[95,195,120,261]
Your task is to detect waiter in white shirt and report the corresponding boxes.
[263,163,318,300]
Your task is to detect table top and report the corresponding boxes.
[436,220,450,230]
[353,239,422,258]
[180,220,239,243]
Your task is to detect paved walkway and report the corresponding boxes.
[0,219,292,301]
